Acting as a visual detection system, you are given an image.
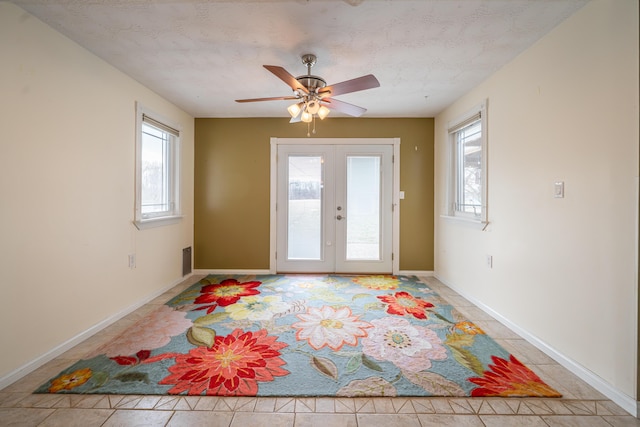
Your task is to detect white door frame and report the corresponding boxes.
[270,137,400,274]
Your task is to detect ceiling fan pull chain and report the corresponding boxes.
[307,121,311,137]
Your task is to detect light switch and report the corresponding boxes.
[554,181,564,198]
[399,191,405,199]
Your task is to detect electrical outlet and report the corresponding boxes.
[486,255,493,268]
[128,254,136,269]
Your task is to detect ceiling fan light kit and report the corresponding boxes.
[287,102,303,118]
[317,105,330,120]
[236,54,380,136]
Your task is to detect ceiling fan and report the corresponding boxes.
[235,54,380,128]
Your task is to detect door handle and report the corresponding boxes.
[336,215,344,220]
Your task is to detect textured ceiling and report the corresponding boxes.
[10,0,588,118]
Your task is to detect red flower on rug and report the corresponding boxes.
[469,355,561,397]
[194,279,261,314]
[377,291,435,320]
[110,350,151,366]
[159,329,289,395]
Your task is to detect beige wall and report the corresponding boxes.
[194,118,434,271]
[0,3,194,381]
[435,0,638,405]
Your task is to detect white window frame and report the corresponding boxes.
[134,103,182,229]
[445,100,487,226]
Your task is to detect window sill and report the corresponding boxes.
[134,215,183,230]
[440,214,488,230]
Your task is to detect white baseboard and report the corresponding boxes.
[398,270,434,277]
[193,270,434,277]
[435,274,638,418]
[0,274,193,391]
[193,269,272,275]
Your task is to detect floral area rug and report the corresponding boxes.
[36,275,561,397]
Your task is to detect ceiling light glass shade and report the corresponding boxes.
[301,111,313,123]
[287,102,302,118]
[317,105,330,120]
[306,100,320,114]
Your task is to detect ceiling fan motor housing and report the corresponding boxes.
[295,75,327,92]
[296,53,327,94]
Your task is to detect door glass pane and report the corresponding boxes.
[346,156,381,260]
[288,156,322,260]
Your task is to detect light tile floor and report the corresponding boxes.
[1,275,638,426]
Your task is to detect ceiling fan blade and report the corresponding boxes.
[235,96,299,103]
[264,65,309,94]
[318,74,379,97]
[322,98,367,117]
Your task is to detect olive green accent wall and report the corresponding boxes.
[194,117,434,271]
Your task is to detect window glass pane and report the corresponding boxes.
[287,156,322,260]
[346,156,381,260]
[456,121,482,216]
[141,122,170,215]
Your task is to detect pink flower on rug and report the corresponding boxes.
[91,305,192,358]
[292,306,372,351]
[362,317,447,372]
[159,329,289,395]
[469,355,562,397]
[377,291,435,320]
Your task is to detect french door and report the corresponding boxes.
[274,141,395,273]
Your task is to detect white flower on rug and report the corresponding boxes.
[224,295,290,321]
[362,317,447,372]
[293,306,372,351]
[90,305,192,358]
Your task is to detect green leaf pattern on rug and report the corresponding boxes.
[361,354,384,372]
[91,371,109,388]
[114,372,150,384]
[310,356,338,380]
[448,346,485,377]
[193,312,228,326]
[345,354,362,375]
[337,377,397,397]
[186,325,216,348]
[445,330,485,376]
[403,371,466,396]
[351,293,372,301]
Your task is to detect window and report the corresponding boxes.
[447,100,487,223]
[135,104,181,229]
